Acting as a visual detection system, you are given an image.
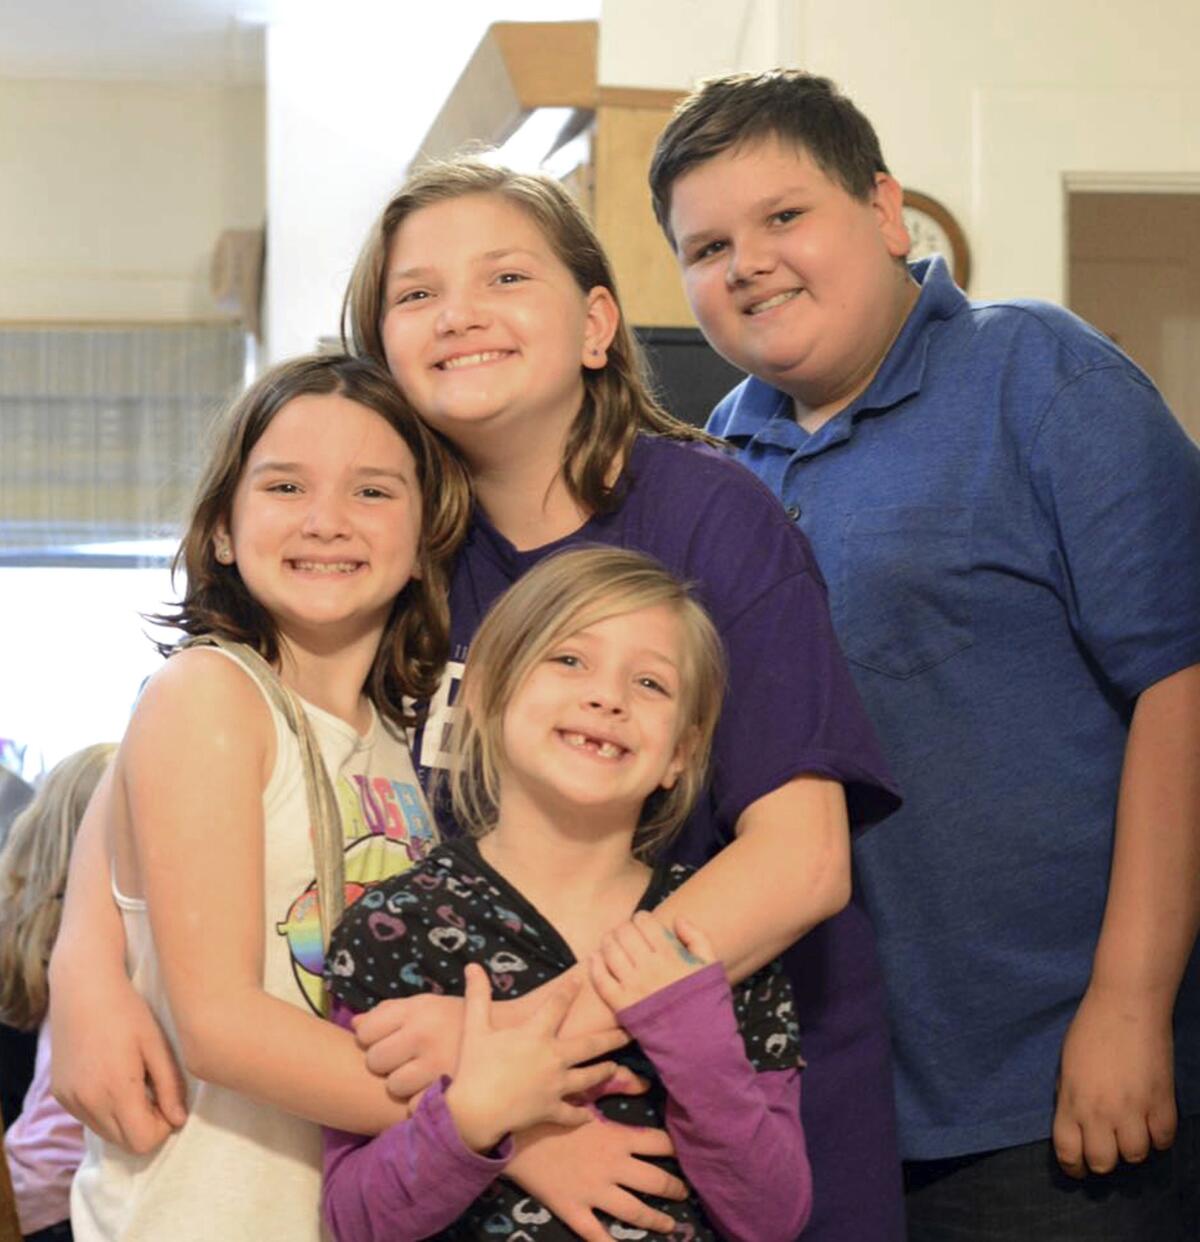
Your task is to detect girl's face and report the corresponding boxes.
[499,603,691,822]
[217,392,422,650]
[379,193,618,454]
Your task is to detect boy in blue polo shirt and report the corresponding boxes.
[650,71,1200,1240]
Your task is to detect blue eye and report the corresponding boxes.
[637,676,671,696]
[771,209,802,225]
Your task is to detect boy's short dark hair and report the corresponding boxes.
[649,70,890,244]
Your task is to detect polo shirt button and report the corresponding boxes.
[786,505,801,521]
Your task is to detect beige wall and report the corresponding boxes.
[0,78,265,322]
[598,0,1200,305]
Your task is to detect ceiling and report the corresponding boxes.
[0,0,265,84]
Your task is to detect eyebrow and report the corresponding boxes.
[676,187,812,253]
[386,247,543,287]
[248,461,411,483]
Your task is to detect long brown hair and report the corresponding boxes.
[342,159,713,517]
[154,354,471,727]
[0,743,117,1030]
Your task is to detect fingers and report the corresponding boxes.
[1148,1097,1178,1151]
[1080,1120,1119,1177]
[563,1060,619,1097]
[560,1026,629,1067]
[351,997,412,1050]
[549,1101,598,1128]
[672,915,713,964]
[616,1123,675,1160]
[609,1146,688,1201]
[555,1207,613,1242]
[385,1060,437,1102]
[1115,1116,1151,1165]
[597,1188,680,1234]
[531,975,582,1035]
[141,1033,188,1129]
[1052,1100,1086,1180]
[589,952,622,1009]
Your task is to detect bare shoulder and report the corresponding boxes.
[124,645,275,772]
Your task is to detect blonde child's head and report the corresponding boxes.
[342,159,707,515]
[158,353,471,726]
[446,547,725,858]
[0,743,117,1030]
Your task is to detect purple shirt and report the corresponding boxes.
[410,437,904,1241]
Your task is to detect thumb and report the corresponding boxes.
[462,963,493,1037]
[672,916,713,965]
[141,1028,188,1128]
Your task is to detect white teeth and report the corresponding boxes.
[560,731,624,758]
[748,290,800,315]
[438,350,508,370]
[291,561,360,574]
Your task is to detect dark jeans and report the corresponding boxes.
[904,1112,1199,1241]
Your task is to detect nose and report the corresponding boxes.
[725,236,776,288]
[435,285,488,336]
[583,670,628,717]
[300,491,350,540]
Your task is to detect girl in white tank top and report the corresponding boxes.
[66,354,472,1241]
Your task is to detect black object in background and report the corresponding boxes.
[1,1022,37,1128]
[635,326,746,429]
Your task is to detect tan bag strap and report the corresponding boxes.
[179,637,345,977]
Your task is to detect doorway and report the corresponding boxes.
[1067,191,1200,444]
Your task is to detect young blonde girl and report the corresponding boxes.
[64,354,577,1242]
[322,547,810,1242]
[1,743,114,1242]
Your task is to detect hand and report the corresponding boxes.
[1052,983,1177,1178]
[49,973,187,1154]
[590,912,713,1012]
[445,964,627,1151]
[507,1118,688,1241]
[354,992,464,1101]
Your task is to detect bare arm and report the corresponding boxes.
[48,767,188,1153]
[118,651,407,1135]
[1054,662,1200,1176]
[559,774,850,1036]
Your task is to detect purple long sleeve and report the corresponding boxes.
[321,1006,512,1242]
[617,964,812,1242]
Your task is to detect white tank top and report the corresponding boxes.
[72,646,435,1241]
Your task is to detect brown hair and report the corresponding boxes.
[446,547,725,859]
[0,743,117,1029]
[342,159,712,517]
[650,70,890,245]
[154,354,470,727]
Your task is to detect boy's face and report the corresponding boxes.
[668,139,915,423]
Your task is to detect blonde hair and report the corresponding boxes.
[152,353,471,729]
[446,547,725,858]
[342,159,713,517]
[0,743,117,1030]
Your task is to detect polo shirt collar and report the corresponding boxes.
[717,257,968,451]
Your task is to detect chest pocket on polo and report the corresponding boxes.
[836,507,974,679]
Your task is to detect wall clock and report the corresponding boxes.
[902,190,971,290]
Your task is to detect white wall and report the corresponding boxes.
[265,0,599,363]
[0,78,264,321]
[597,0,1200,303]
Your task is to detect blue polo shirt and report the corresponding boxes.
[709,257,1200,1160]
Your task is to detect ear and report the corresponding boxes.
[212,521,235,566]
[580,286,621,370]
[659,725,699,792]
[871,173,911,260]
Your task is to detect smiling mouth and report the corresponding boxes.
[557,729,628,761]
[287,560,364,575]
[436,350,513,371]
[746,289,803,315]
